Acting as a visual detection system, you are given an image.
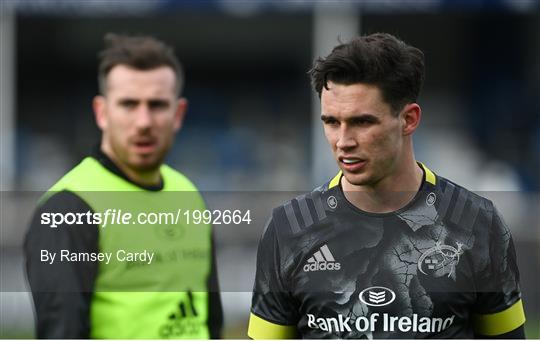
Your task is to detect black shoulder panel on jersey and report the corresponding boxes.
[436,177,492,233]
[272,189,330,235]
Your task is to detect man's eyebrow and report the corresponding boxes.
[348,113,379,121]
[148,99,171,107]
[117,98,139,103]
[148,98,170,103]
[116,98,170,103]
[320,113,380,122]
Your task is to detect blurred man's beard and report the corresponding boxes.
[130,153,166,173]
[108,137,173,175]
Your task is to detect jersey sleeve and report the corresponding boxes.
[472,204,526,337]
[24,191,99,339]
[248,216,298,339]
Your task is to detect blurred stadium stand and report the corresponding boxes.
[1,0,539,338]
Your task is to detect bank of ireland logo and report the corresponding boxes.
[418,241,463,278]
[359,286,396,307]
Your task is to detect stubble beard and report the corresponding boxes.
[111,139,168,175]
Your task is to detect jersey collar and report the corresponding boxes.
[90,145,164,191]
[327,162,438,226]
[328,161,436,190]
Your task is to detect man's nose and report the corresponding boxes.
[134,105,152,129]
[336,127,357,150]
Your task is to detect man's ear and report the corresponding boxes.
[401,103,421,136]
[173,97,188,131]
[93,95,107,131]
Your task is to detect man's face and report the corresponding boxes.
[94,65,185,174]
[321,82,405,188]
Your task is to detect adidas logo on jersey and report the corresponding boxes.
[303,244,341,272]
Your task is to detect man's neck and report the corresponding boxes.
[99,145,162,188]
[341,161,424,214]
[117,163,161,188]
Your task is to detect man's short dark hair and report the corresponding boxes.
[98,33,184,96]
[309,33,425,113]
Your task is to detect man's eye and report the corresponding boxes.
[149,101,169,110]
[323,118,338,126]
[352,118,375,125]
[120,101,137,109]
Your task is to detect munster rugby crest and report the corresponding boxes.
[418,241,463,278]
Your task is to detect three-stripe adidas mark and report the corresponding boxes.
[160,291,202,338]
[169,291,198,321]
[303,244,341,272]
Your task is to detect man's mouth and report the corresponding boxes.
[342,158,361,164]
[339,157,367,171]
[132,139,157,153]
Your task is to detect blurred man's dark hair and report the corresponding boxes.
[97,33,184,96]
[309,32,425,113]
